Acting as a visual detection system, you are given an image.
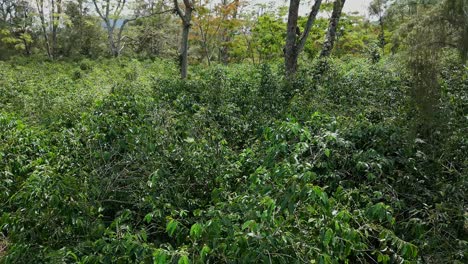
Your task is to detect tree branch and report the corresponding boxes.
[92,0,106,21]
[297,0,322,52]
[173,0,185,19]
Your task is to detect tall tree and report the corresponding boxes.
[369,0,388,51]
[219,0,240,64]
[34,0,63,58]
[63,0,104,57]
[0,0,33,56]
[444,0,468,60]
[92,0,128,57]
[193,0,223,66]
[131,1,177,58]
[320,0,346,58]
[34,0,52,58]
[92,0,157,57]
[173,0,194,79]
[51,0,63,57]
[284,0,322,77]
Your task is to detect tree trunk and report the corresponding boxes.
[105,21,118,57]
[284,0,322,77]
[379,17,385,52]
[320,0,346,58]
[174,0,194,79]
[51,0,60,57]
[92,0,132,57]
[284,0,300,76]
[35,0,52,59]
[180,22,190,78]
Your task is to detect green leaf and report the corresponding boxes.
[377,253,390,263]
[144,213,153,223]
[324,148,331,158]
[200,245,211,261]
[178,255,190,264]
[242,220,257,231]
[190,223,202,239]
[140,229,148,242]
[323,228,333,246]
[184,137,195,143]
[166,219,178,237]
[153,249,167,264]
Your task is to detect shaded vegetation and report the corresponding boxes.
[1,56,466,263]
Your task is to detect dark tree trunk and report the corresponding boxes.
[284,0,300,76]
[174,0,193,79]
[180,21,191,78]
[379,17,385,51]
[284,0,322,77]
[320,0,346,58]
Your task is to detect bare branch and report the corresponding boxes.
[173,0,185,19]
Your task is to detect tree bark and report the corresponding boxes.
[51,0,62,57]
[379,16,385,51]
[284,0,322,77]
[320,0,346,58]
[284,0,300,76]
[35,0,52,59]
[174,0,193,79]
[180,21,191,78]
[93,0,130,57]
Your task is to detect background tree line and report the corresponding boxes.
[2,0,466,79]
[0,1,401,69]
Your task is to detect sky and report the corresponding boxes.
[252,0,372,16]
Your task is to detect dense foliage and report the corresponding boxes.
[1,0,467,263]
[1,57,466,263]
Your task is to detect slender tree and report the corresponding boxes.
[173,0,194,79]
[284,0,322,77]
[51,0,62,57]
[219,0,240,64]
[34,0,52,58]
[369,0,387,51]
[92,0,160,57]
[92,0,128,57]
[33,0,63,58]
[320,0,346,58]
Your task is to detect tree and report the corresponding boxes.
[0,0,33,56]
[369,0,388,51]
[131,1,178,58]
[173,0,194,79]
[192,0,222,65]
[92,0,127,57]
[443,0,468,60]
[92,0,157,57]
[35,0,63,58]
[253,11,285,62]
[284,0,322,76]
[320,0,346,58]
[219,0,240,64]
[62,0,105,57]
[387,0,468,135]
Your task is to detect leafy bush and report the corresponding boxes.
[0,58,466,263]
